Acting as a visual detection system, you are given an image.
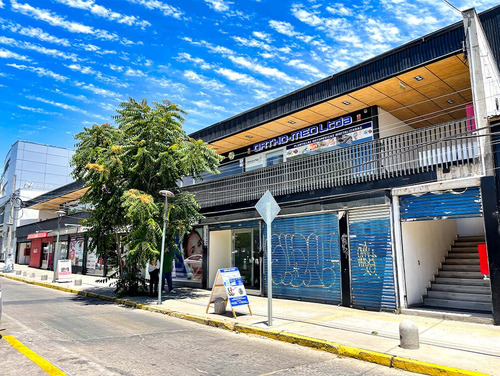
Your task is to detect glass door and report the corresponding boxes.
[232,228,260,289]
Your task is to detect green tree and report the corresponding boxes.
[72,98,221,295]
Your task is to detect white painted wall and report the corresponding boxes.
[456,217,484,237]
[378,107,413,138]
[208,230,232,287]
[402,219,457,305]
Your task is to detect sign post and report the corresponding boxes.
[255,190,280,326]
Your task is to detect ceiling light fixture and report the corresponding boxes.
[413,75,424,81]
[342,101,351,105]
[245,135,253,138]
[446,99,455,104]
[288,120,296,124]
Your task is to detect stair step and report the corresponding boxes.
[435,277,490,286]
[438,271,484,278]
[447,253,479,259]
[427,290,491,302]
[457,236,485,242]
[450,246,479,252]
[442,264,480,271]
[423,298,492,312]
[431,284,491,294]
[445,258,479,265]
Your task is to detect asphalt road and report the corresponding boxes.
[0,278,413,376]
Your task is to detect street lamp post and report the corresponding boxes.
[158,190,175,305]
[52,210,66,282]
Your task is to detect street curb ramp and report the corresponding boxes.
[0,273,489,376]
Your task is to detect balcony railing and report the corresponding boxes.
[185,118,479,208]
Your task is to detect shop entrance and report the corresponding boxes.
[232,228,260,289]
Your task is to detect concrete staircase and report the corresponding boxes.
[423,236,492,313]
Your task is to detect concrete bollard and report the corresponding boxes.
[74,279,82,286]
[41,275,48,281]
[23,271,27,277]
[30,273,36,278]
[15,270,21,275]
[214,297,227,314]
[399,320,420,349]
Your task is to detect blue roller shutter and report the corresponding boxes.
[400,187,482,221]
[349,206,396,310]
[264,213,341,303]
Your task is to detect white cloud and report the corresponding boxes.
[176,53,212,70]
[286,60,325,79]
[0,19,71,46]
[0,36,79,61]
[215,67,270,89]
[204,0,231,12]
[191,99,227,112]
[11,0,119,41]
[124,67,146,77]
[18,105,60,115]
[7,63,68,81]
[326,4,353,16]
[149,77,187,92]
[183,70,227,92]
[74,81,121,98]
[0,47,30,61]
[184,38,307,86]
[28,95,96,116]
[253,31,270,40]
[78,43,117,55]
[0,1,4,8]
[364,18,400,43]
[53,0,151,29]
[126,0,183,19]
[108,64,124,72]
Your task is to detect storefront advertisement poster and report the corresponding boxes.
[174,228,203,281]
[56,259,72,282]
[69,237,84,267]
[220,267,249,307]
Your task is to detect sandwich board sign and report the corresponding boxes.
[56,259,73,282]
[206,267,252,318]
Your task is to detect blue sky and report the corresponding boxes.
[0,0,498,157]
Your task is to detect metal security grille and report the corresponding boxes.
[349,206,396,310]
[400,187,482,221]
[264,213,341,303]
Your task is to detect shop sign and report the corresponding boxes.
[245,154,265,171]
[286,122,373,159]
[28,232,49,239]
[253,116,353,152]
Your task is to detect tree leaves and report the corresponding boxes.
[72,97,221,290]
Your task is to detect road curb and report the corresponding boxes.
[0,273,489,376]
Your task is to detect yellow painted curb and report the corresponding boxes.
[234,323,281,340]
[338,345,393,367]
[392,357,489,376]
[3,335,67,376]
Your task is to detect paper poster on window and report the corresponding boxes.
[286,122,373,159]
[173,228,203,282]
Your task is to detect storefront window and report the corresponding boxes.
[69,237,84,267]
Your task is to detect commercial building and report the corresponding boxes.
[181,7,500,323]
[0,141,74,264]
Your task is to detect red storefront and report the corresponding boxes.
[27,232,54,269]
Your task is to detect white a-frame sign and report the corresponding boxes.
[206,267,252,319]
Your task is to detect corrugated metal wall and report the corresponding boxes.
[264,213,341,303]
[399,187,482,221]
[349,206,396,310]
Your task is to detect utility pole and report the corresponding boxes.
[3,175,16,268]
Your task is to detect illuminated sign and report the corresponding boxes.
[253,116,352,152]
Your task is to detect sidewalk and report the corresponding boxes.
[2,264,499,376]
